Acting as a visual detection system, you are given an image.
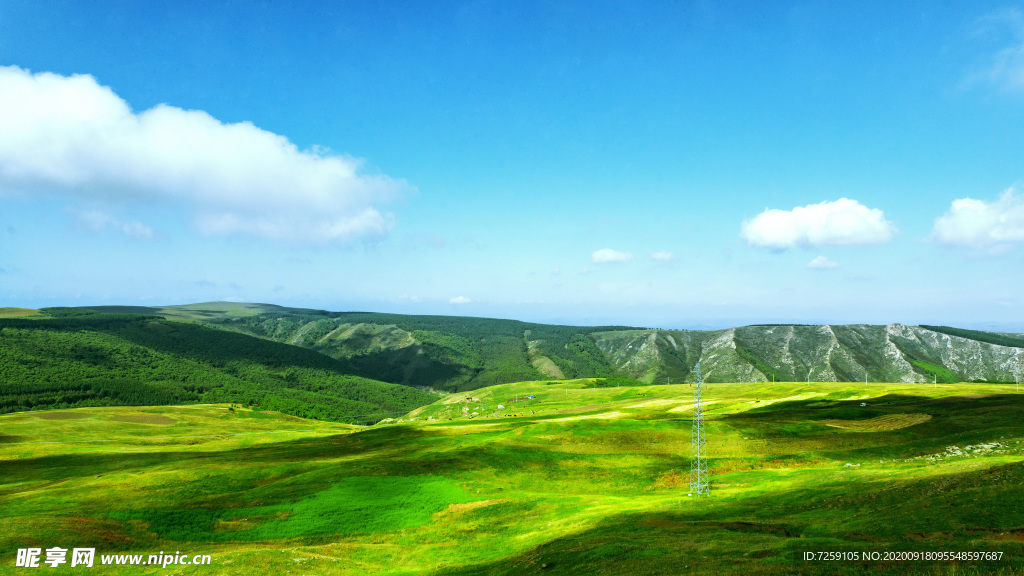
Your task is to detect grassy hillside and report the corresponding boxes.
[2,381,1022,575]
[50,303,1024,392]
[0,307,40,318]
[166,304,1024,389]
[84,301,306,322]
[211,311,634,391]
[0,310,434,423]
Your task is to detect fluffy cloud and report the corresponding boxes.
[0,66,408,243]
[591,248,634,263]
[449,296,471,304]
[650,250,675,261]
[930,188,1024,250]
[740,198,895,249]
[806,256,839,269]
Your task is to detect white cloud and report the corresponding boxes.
[970,9,1024,94]
[0,66,409,244]
[650,250,675,261]
[740,198,895,249]
[591,248,634,263]
[120,221,155,239]
[69,208,154,239]
[449,296,471,304]
[807,256,839,269]
[930,188,1024,250]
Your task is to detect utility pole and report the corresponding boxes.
[689,361,709,497]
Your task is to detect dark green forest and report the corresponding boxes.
[0,310,433,423]
[920,325,1024,349]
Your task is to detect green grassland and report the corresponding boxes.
[0,308,40,319]
[3,380,1023,575]
[83,302,309,323]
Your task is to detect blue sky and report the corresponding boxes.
[2,1,1024,329]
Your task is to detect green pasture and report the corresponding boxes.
[0,308,39,319]
[2,381,1024,575]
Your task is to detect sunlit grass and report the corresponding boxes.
[2,382,1023,575]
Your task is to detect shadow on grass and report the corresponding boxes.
[0,424,431,486]
[430,460,1024,576]
[719,393,1024,453]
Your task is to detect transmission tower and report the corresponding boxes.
[689,361,709,496]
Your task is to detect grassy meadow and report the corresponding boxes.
[2,380,1024,575]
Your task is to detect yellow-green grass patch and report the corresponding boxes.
[107,414,178,425]
[0,307,39,318]
[547,411,624,422]
[34,411,95,420]
[819,413,932,431]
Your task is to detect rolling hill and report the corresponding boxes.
[153,304,1024,389]
[5,303,1024,423]
[0,307,434,422]
[208,311,634,391]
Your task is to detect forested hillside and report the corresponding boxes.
[0,309,433,423]
[213,312,635,391]
[7,303,1023,413]
[200,307,1024,388]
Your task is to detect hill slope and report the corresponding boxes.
[596,324,1024,384]
[208,311,634,391]
[0,309,433,422]
[38,303,1024,392]
[175,304,1023,388]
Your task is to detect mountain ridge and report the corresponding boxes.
[13,303,1024,399]
[108,303,1023,389]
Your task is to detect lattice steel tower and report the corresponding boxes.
[689,360,709,496]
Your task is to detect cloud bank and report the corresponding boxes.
[449,296,471,304]
[591,248,634,263]
[930,188,1024,250]
[650,250,675,261]
[741,198,895,249]
[0,66,408,243]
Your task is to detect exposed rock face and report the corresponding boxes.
[593,324,1024,384]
